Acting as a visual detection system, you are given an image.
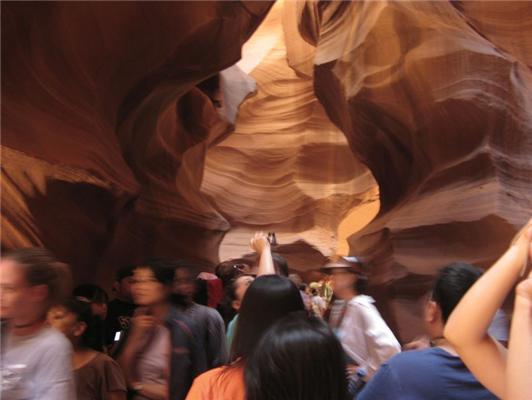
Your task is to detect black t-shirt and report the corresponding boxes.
[104,299,136,345]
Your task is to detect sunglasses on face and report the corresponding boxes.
[233,264,250,272]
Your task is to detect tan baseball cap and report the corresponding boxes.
[321,256,366,274]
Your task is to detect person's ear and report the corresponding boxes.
[232,299,241,311]
[29,284,49,303]
[73,321,87,338]
[424,300,439,323]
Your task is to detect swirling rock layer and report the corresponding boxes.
[2,1,531,340]
[301,0,532,339]
[1,1,273,284]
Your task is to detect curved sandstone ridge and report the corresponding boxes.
[203,0,379,262]
[2,1,531,340]
[1,1,273,283]
[299,1,532,338]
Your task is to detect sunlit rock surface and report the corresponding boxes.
[300,0,532,338]
[2,1,531,340]
[204,0,379,265]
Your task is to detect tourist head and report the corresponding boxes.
[245,313,348,400]
[113,264,136,302]
[172,261,197,300]
[226,274,255,312]
[0,248,71,326]
[215,259,254,288]
[131,261,174,307]
[325,256,367,300]
[231,275,305,361]
[73,283,109,320]
[425,262,482,337]
[48,298,103,351]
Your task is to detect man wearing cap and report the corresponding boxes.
[324,256,400,382]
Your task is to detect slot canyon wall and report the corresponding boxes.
[2,0,531,341]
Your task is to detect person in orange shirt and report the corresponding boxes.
[185,274,306,400]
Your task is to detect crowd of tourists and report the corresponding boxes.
[1,221,531,400]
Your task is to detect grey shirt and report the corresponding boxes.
[1,326,75,400]
[182,303,227,368]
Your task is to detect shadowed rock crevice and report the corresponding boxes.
[2,1,530,341]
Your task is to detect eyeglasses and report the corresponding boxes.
[232,264,249,272]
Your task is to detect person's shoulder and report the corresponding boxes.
[168,305,197,332]
[387,348,450,372]
[30,328,72,369]
[79,352,118,374]
[39,326,72,350]
[359,350,439,400]
[194,366,227,384]
[193,303,215,316]
[198,365,244,393]
[93,352,126,381]
[188,366,244,399]
[92,351,120,367]
[348,295,376,309]
[358,362,402,400]
[346,296,382,319]
[200,305,224,322]
[199,304,217,314]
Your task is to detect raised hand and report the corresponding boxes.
[250,231,271,255]
[250,231,276,275]
[516,270,532,302]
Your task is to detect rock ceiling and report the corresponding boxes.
[2,1,531,340]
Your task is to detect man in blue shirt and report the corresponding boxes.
[358,263,498,400]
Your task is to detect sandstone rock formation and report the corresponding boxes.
[299,0,532,337]
[2,1,531,340]
[203,0,379,268]
[1,1,273,284]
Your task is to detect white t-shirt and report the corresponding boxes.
[330,295,401,378]
[1,326,75,400]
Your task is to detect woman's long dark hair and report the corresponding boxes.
[231,275,305,361]
[245,314,348,400]
[62,298,104,352]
